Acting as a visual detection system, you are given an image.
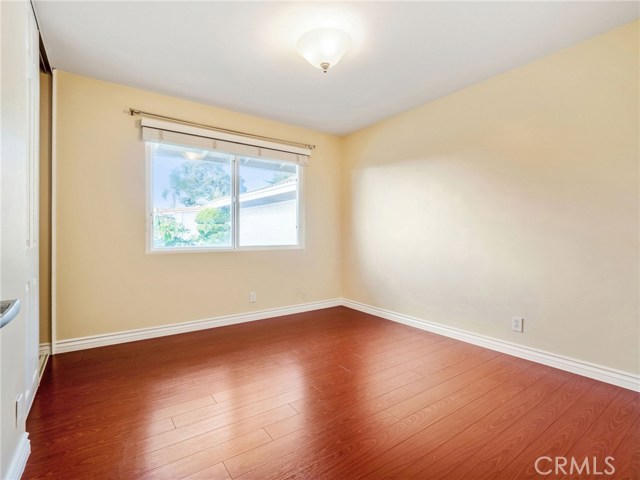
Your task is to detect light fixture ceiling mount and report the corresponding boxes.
[296,27,352,74]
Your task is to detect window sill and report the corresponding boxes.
[146,245,304,254]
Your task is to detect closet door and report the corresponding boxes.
[0,5,40,473]
[24,1,41,410]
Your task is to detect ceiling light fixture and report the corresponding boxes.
[182,151,207,161]
[296,28,351,73]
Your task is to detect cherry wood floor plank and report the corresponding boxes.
[226,411,399,479]
[303,346,499,413]
[150,394,217,421]
[358,361,551,479]
[296,356,531,480]
[383,353,511,419]
[125,407,299,478]
[180,462,231,480]
[264,371,422,440]
[561,388,640,480]
[334,337,457,381]
[231,353,513,480]
[609,415,640,480]
[394,367,573,479]
[28,367,255,426]
[171,386,309,429]
[211,363,347,404]
[130,404,297,456]
[436,373,596,480]
[25,415,176,467]
[292,345,478,411]
[493,379,621,479]
[138,429,271,479]
[339,334,453,369]
[24,306,638,480]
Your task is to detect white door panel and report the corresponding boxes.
[0,2,40,475]
[25,3,40,407]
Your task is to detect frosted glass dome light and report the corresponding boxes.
[296,28,352,73]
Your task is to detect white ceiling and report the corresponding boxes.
[34,1,638,135]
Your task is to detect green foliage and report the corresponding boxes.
[154,215,195,247]
[195,207,230,244]
[154,158,238,247]
[266,172,295,185]
[162,161,231,207]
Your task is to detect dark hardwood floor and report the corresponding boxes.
[24,307,639,479]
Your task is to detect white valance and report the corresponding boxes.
[141,118,311,166]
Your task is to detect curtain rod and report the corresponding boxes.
[129,108,315,151]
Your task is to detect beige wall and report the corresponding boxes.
[39,72,52,345]
[342,21,639,373]
[54,71,342,340]
[52,21,638,376]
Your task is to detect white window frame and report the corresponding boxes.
[145,143,305,254]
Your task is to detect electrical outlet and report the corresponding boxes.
[249,291,256,303]
[512,317,524,333]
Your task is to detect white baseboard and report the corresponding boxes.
[39,343,51,383]
[5,433,30,480]
[39,343,51,356]
[37,349,50,382]
[53,299,342,354]
[341,298,640,392]
[48,297,639,392]
[25,368,40,421]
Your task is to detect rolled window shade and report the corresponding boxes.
[141,118,310,165]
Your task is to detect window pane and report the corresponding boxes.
[238,157,299,246]
[150,143,232,249]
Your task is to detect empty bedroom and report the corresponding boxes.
[0,1,638,479]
